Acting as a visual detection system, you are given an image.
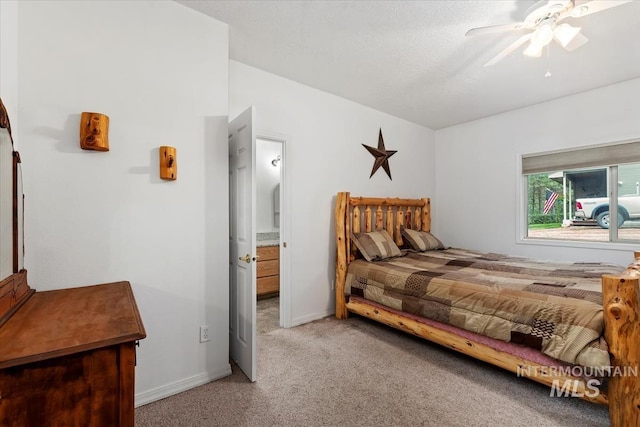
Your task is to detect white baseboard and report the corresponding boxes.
[289,309,333,328]
[135,364,232,407]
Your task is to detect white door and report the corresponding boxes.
[229,106,257,382]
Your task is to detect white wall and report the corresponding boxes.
[256,139,282,232]
[230,61,436,325]
[435,78,640,266]
[0,1,18,278]
[15,1,230,405]
[0,1,18,135]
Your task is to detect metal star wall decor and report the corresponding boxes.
[362,128,397,180]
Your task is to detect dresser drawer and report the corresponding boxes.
[257,260,279,278]
[256,245,279,298]
[257,276,279,295]
[257,245,279,261]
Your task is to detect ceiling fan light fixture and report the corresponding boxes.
[523,40,544,58]
[531,23,555,46]
[554,23,581,47]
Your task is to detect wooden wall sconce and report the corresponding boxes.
[80,112,109,151]
[159,146,177,180]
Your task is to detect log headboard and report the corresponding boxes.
[334,192,431,318]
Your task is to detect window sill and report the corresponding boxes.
[517,237,639,252]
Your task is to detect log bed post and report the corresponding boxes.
[335,192,349,319]
[421,198,430,232]
[603,251,640,427]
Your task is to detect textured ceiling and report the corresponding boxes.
[177,0,640,130]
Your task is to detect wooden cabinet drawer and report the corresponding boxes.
[257,260,279,278]
[257,245,279,261]
[0,343,137,427]
[256,245,279,297]
[257,276,279,295]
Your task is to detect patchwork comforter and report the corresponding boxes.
[345,248,625,369]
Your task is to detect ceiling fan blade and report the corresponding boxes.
[484,33,532,67]
[560,31,589,51]
[465,22,529,37]
[546,0,573,14]
[547,0,572,7]
[571,0,632,18]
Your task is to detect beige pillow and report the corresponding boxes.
[351,230,402,262]
[401,228,444,252]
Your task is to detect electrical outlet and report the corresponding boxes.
[200,325,210,343]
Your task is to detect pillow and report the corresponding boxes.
[351,230,402,262]
[401,228,444,252]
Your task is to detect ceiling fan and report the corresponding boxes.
[466,0,632,67]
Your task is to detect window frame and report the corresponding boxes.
[517,139,640,250]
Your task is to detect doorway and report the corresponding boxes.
[256,137,282,334]
[229,106,289,381]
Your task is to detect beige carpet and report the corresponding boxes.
[135,315,610,426]
[257,296,279,334]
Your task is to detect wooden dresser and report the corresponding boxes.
[0,281,146,427]
[256,245,279,298]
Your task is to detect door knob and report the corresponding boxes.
[239,253,252,263]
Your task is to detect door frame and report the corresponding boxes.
[257,130,291,328]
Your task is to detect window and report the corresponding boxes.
[522,140,640,244]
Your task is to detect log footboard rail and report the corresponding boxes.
[334,191,640,426]
[603,252,640,426]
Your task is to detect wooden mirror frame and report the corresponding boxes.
[0,98,33,327]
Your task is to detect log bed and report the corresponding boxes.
[334,192,640,427]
